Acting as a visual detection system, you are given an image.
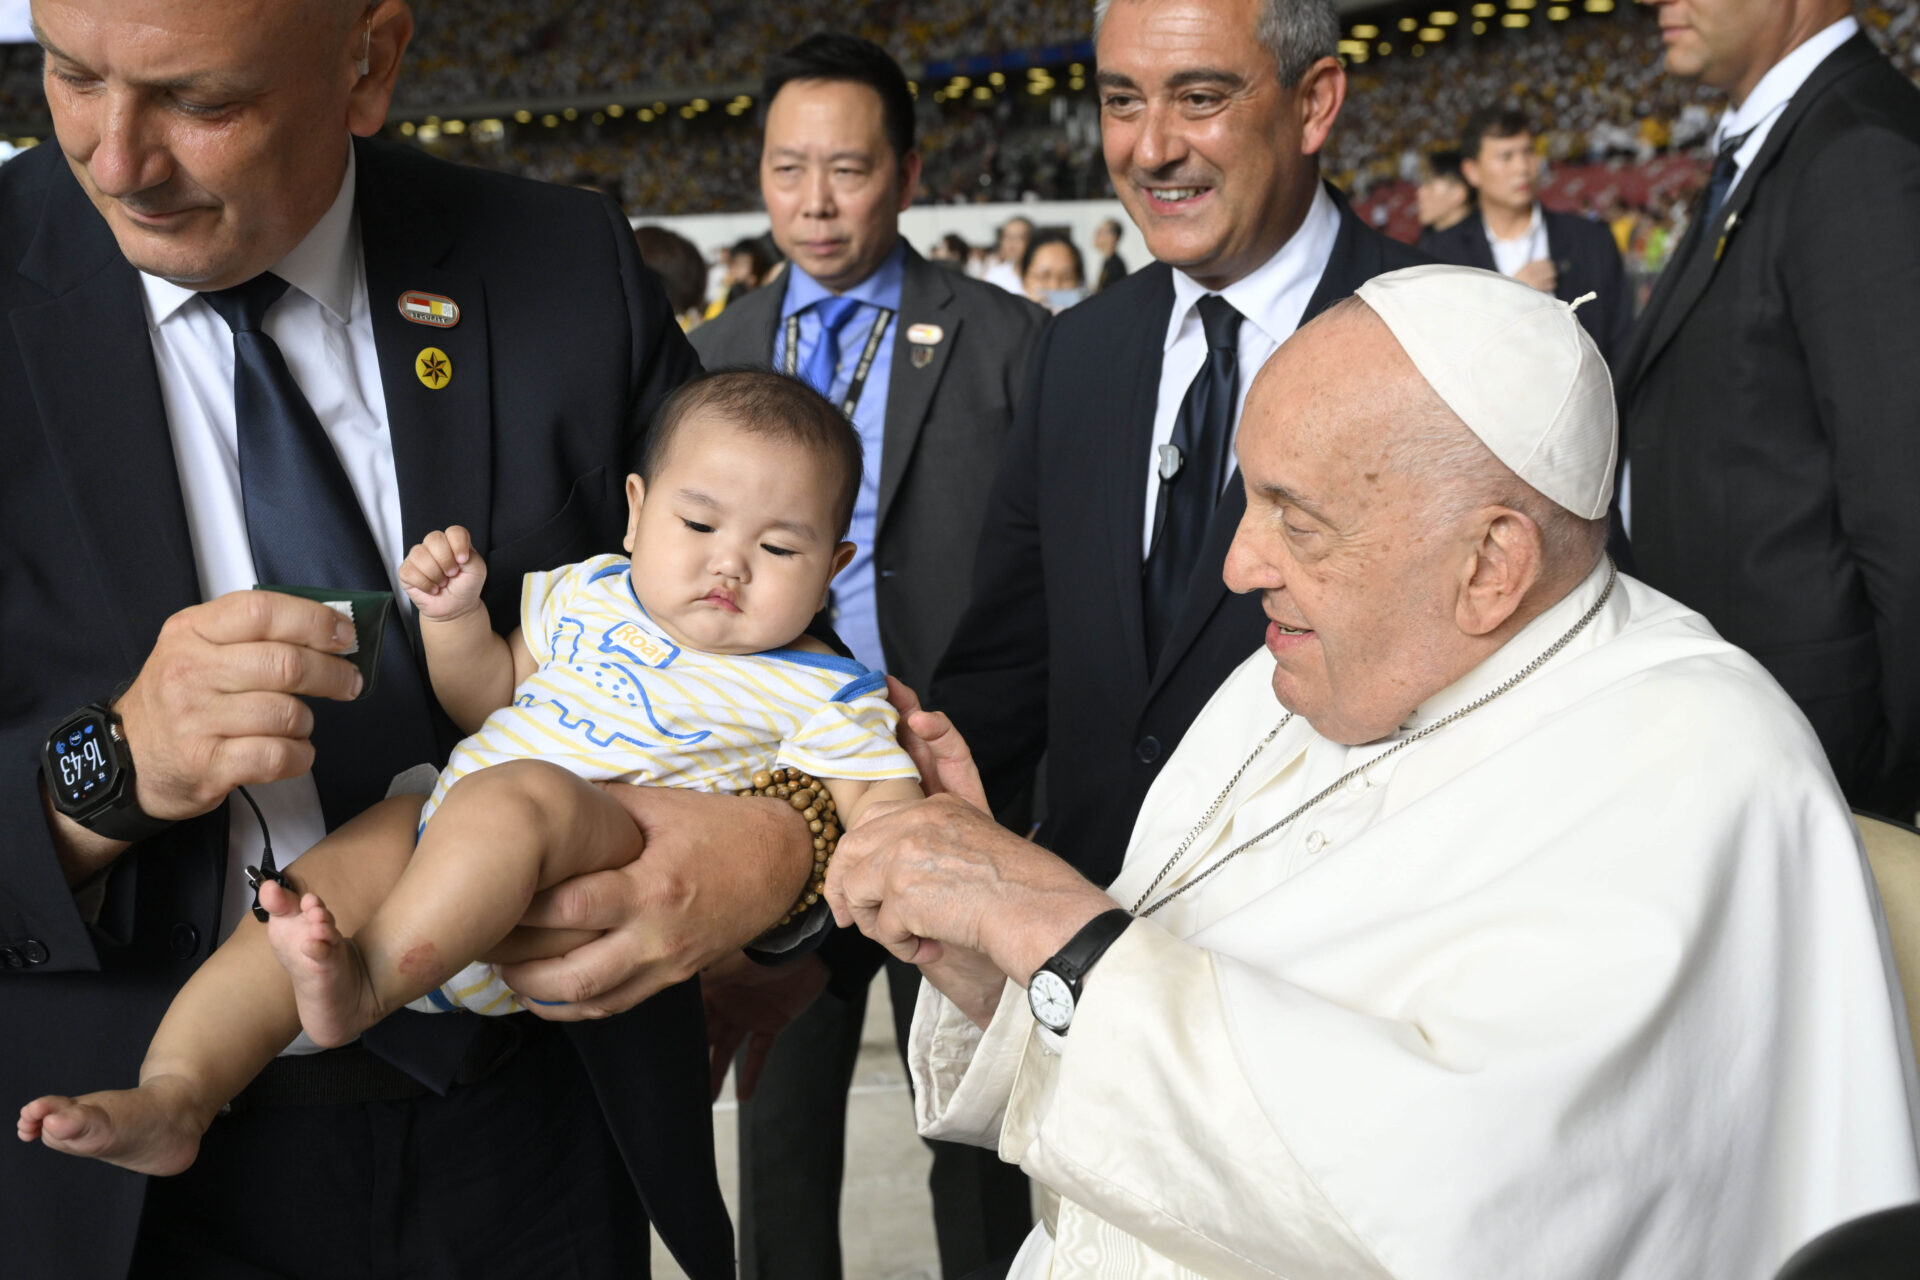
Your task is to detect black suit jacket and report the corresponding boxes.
[0,138,731,1278]
[930,191,1427,886]
[689,245,1049,701]
[1615,35,1920,819]
[1420,206,1633,362]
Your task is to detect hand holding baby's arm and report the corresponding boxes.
[399,525,487,621]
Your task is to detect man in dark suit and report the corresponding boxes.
[930,0,1425,897]
[1093,216,1129,291]
[1421,107,1633,362]
[691,35,1048,1280]
[1616,0,1920,819]
[1,2,825,1276]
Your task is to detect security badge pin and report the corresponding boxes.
[415,347,452,389]
[907,322,943,368]
[398,291,460,328]
[1157,443,1184,482]
[1715,211,1740,262]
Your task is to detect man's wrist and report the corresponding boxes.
[999,891,1117,987]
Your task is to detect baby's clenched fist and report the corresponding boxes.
[399,525,488,621]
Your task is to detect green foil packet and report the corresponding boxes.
[253,584,395,700]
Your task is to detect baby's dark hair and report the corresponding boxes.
[640,369,863,540]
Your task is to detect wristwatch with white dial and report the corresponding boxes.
[1027,908,1135,1034]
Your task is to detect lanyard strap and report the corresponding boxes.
[783,307,895,418]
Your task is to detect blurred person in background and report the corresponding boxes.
[1421,106,1632,361]
[1022,233,1086,312]
[929,231,974,271]
[635,224,710,331]
[929,0,1427,1067]
[985,214,1033,292]
[1093,216,1130,290]
[690,33,1049,1280]
[1413,147,1474,245]
[1616,0,1920,820]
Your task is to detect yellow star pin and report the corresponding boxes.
[415,347,452,390]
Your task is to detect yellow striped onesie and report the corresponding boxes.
[410,553,917,1015]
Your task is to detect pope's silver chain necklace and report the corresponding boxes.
[1132,560,1618,918]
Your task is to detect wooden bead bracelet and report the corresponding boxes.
[739,767,840,925]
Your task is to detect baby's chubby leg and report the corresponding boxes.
[285,760,642,1045]
[17,794,426,1175]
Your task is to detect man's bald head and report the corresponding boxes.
[1222,297,1605,744]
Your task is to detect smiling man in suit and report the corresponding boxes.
[930,0,1426,902]
[1617,0,1920,819]
[689,32,1048,1280]
[0,2,829,1276]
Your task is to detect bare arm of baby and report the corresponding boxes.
[397,525,532,732]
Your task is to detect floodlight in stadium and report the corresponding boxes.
[1502,11,1529,23]
[1377,40,1392,53]
[1397,17,1417,31]
[514,110,532,124]
[426,116,440,126]
[591,112,605,124]
[1473,20,1487,31]
[1508,0,1535,9]
[418,123,441,142]
[563,107,579,120]
[607,104,624,117]
[1472,2,1495,13]
[680,106,696,118]
[541,114,558,127]
[989,72,1006,86]
[1548,4,1570,15]
[1070,77,1085,89]
[951,76,970,89]
[476,119,505,141]
[1585,0,1614,9]
[654,102,667,113]
[400,121,416,136]
[1351,23,1378,37]
[1338,38,1367,54]
[1412,44,1426,56]
[1419,27,1444,40]
[693,99,709,111]
[1430,11,1459,23]
[444,119,466,134]
[640,109,655,121]
[973,86,992,100]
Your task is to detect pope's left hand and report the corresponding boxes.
[826,792,1117,992]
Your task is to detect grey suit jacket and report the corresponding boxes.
[691,245,1048,699]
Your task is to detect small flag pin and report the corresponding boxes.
[906,323,944,345]
[399,291,460,328]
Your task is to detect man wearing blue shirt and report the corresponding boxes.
[690,33,1048,1280]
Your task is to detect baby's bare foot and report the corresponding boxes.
[17,1076,210,1176]
[262,882,382,1048]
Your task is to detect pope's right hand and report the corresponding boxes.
[114,590,365,822]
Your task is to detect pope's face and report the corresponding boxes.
[623,417,855,656]
[761,78,918,293]
[32,0,407,290]
[1223,313,1481,745]
[1095,0,1341,291]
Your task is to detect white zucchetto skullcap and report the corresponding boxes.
[1354,264,1617,520]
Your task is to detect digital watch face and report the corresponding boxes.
[49,714,117,812]
[1029,969,1076,1031]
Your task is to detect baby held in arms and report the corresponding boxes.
[18,370,921,1175]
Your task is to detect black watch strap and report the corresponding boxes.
[1038,907,1136,988]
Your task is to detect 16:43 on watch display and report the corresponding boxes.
[42,703,171,843]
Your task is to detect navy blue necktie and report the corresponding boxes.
[1144,294,1243,666]
[202,274,438,828]
[1699,126,1754,236]
[799,295,862,400]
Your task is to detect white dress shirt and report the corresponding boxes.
[1619,15,1857,540]
[1714,15,1860,200]
[1141,183,1340,556]
[138,147,410,946]
[1483,202,1549,278]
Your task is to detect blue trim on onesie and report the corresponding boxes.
[760,647,868,676]
[426,988,457,1012]
[830,670,888,703]
[589,560,630,584]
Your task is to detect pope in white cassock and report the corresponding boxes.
[826,265,1920,1279]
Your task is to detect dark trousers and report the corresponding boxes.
[132,1022,649,1279]
[736,954,1032,1280]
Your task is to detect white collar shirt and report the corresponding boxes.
[138,146,406,956]
[1713,15,1859,196]
[1483,202,1549,278]
[1142,182,1341,557]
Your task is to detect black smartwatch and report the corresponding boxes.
[1027,907,1135,1035]
[42,703,171,843]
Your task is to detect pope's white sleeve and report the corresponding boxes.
[908,976,1032,1148]
[997,920,1394,1279]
